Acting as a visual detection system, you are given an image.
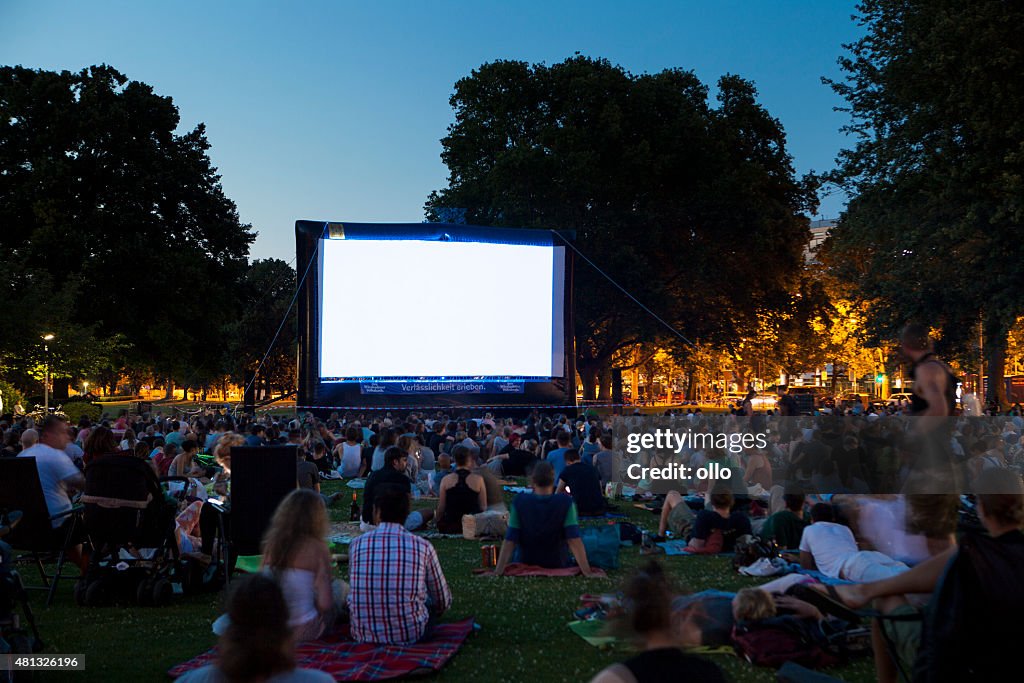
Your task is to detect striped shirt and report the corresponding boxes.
[348,522,452,645]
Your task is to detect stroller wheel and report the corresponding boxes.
[73,578,90,606]
[151,578,172,607]
[136,578,153,606]
[84,577,112,607]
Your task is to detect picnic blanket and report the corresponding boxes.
[579,512,628,520]
[346,478,367,489]
[656,540,736,557]
[473,563,607,578]
[568,619,734,656]
[169,618,475,681]
[502,485,532,494]
[793,568,855,586]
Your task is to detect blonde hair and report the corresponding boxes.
[733,588,776,622]
[261,489,329,571]
[213,433,245,470]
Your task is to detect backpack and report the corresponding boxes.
[732,534,777,571]
[732,616,841,669]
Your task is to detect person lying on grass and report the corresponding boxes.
[178,573,333,683]
[492,461,601,577]
[589,560,726,683]
[656,484,751,552]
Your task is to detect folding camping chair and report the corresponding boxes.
[213,446,298,583]
[0,458,85,606]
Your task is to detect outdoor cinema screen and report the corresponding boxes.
[318,237,565,380]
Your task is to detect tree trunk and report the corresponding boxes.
[580,367,598,401]
[164,378,174,400]
[597,366,613,401]
[985,316,1011,411]
[685,366,698,400]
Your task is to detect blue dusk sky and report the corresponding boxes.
[1,0,863,261]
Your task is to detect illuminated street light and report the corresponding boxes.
[42,333,55,412]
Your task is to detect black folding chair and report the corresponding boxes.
[0,458,85,606]
[217,446,298,582]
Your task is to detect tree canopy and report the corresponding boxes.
[0,65,258,398]
[822,0,1024,406]
[427,56,818,398]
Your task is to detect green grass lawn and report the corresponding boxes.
[25,481,876,682]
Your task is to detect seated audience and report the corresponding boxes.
[493,462,598,575]
[759,490,807,549]
[589,561,726,683]
[361,446,433,530]
[486,432,538,476]
[557,449,606,516]
[348,485,451,645]
[435,446,486,534]
[687,486,752,552]
[177,573,333,682]
[261,489,347,642]
[17,416,88,571]
[296,448,342,508]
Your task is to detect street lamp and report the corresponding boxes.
[42,333,55,412]
[82,380,89,396]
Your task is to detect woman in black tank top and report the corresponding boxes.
[437,465,484,534]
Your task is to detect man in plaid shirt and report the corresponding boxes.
[349,484,452,644]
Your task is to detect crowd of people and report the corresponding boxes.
[1,329,1023,681]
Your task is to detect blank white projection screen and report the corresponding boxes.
[319,239,562,378]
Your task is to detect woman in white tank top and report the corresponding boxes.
[261,489,348,641]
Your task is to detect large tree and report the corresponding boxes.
[822,0,1024,407]
[427,57,817,398]
[0,65,255,395]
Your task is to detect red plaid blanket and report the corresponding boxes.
[168,619,475,681]
[473,563,607,577]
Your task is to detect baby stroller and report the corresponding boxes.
[74,456,180,607]
[1,509,44,680]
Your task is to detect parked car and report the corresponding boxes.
[887,392,915,406]
[836,392,870,410]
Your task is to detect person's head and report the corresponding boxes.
[124,428,136,443]
[783,491,806,514]
[214,433,245,472]
[345,426,359,443]
[287,429,300,443]
[810,503,835,523]
[452,445,473,468]
[599,434,613,451]
[437,452,452,471]
[181,439,198,455]
[564,449,581,464]
[556,429,571,447]
[612,561,674,642]
[379,426,397,449]
[732,587,777,622]
[163,442,176,458]
[134,441,151,459]
[384,445,408,471]
[974,468,1024,534]
[20,428,38,449]
[216,573,295,681]
[262,488,329,569]
[373,484,410,525]
[531,461,556,490]
[397,434,416,455]
[250,424,265,437]
[900,323,933,362]
[83,424,116,457]
[708,484,734,512]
